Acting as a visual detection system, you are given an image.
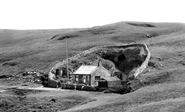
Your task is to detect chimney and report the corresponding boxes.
[98,59,103,67]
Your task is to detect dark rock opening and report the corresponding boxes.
[2,62,18,66]
[118,54,126,61]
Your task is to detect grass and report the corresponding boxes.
[1,21,185,112]
[0,89,89,112]
[77,82,185,112]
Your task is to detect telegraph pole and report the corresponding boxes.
[65,36,69,78]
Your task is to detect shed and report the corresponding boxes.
[99,76,128,93]
[71,65,111,86]
[98,77,121,89]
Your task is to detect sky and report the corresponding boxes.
[0,0,184,29]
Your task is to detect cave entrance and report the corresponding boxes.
[118,54,126,61]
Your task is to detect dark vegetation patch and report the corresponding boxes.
[51,34,80,40]
[0,75,13,79]
[127,22,156,27]
[2,61,18,66]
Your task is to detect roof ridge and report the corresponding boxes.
[73,65,98,74]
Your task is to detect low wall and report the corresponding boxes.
[132,44,151,77]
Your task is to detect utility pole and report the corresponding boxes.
[65,36,69,78]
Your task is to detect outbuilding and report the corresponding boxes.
[98,77,122,89]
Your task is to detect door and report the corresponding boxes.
[98,80,108,88]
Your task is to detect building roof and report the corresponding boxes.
[73,65,98,74]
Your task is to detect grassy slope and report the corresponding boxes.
[72,23,185,112]
[0,22,181,75]
[0,28,84,76]
[1,22,185,112]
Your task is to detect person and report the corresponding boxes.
[46,69,61,88]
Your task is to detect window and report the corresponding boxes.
[75,75,79,81]
[95,76,101,80]
[83,78,86,83]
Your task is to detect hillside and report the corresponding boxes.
[0,22,182,77]
[1,21,185,112]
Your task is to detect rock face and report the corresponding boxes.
[50,43,150,80]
